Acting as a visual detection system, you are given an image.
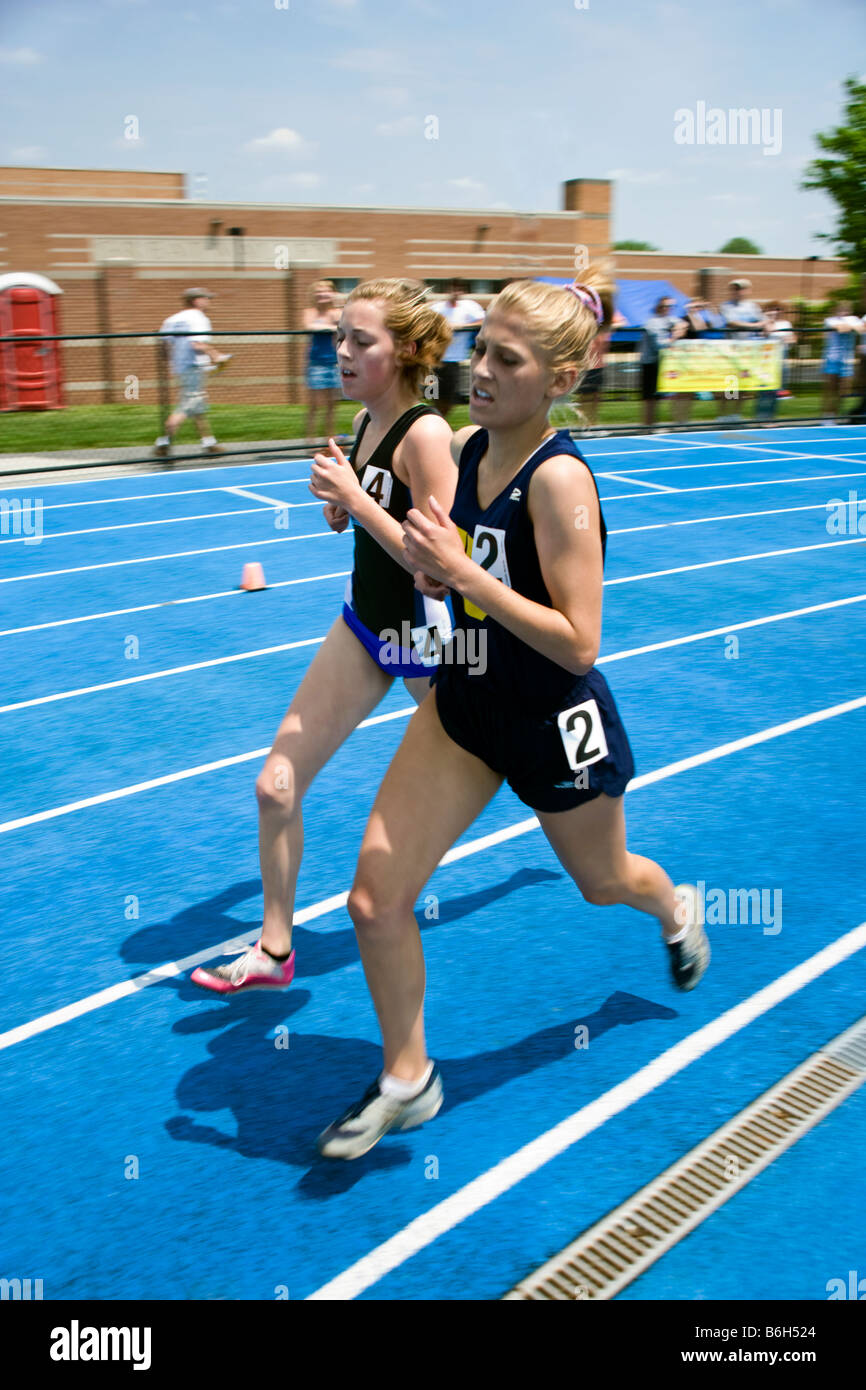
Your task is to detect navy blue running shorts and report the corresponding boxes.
[434,666,634,813]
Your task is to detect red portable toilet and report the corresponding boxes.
[0,272,65,411]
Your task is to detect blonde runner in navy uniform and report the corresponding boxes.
[317,268,710,1159]
[192,280,454,994]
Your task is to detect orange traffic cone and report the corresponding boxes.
[240,562,266,591]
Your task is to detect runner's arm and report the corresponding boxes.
[402,456,602,674]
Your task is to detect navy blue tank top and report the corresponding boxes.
[440,427,606,713]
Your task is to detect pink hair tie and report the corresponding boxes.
[565,282,604,325]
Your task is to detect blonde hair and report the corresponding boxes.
[488,261,617,424]
[346,278,452,393]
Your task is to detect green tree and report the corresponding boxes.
[802,76,866,276]
[612,240,658,251]
[719,237,762,254]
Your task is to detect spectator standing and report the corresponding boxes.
[303,280,343,441]
[578,307,626,434]
[719,278,766,422]
[845,305,866,422]
[670,298,722,425]
[153,288,231,458]
[431,279,485,421]
[821,300,863,423]
[756,301,796,421]
[639,295,686,429]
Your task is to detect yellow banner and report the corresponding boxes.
[658,340,783,393]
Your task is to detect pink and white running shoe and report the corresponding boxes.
[191,940,295,995]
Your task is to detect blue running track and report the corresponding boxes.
[1,426,864,1300]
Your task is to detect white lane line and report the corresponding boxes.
[0,502,841,637]
[584,440,713,455]
[650,431,864,444]
[597,593,866,663]
[5,545,863,715]
[605,536,866,586]
[596,454,806,476]
[597,474,677,492]
[650,436,866,469]
[611,501,829,534]
[0,504,281,545]
[2,477,861,588]
[599,471,866,502]
[2,476,314,513]
[1,691,863,1087]
[0,636,326,713]
[308,918,866,1301]
[0,706,416,838]
[2,588,863,812]
[0,571,352,638]
[0,527,345,585]
[224,486,296,508]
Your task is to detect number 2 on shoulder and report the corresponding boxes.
[464,524,510,620]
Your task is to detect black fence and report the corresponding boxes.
[0,308,862,476]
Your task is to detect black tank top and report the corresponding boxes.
[348,403,442,638]
[440,427,607,713]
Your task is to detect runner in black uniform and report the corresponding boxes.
[192,279,454,996]
[318,270,711,1159]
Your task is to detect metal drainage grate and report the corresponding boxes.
[503,1014,866,1300]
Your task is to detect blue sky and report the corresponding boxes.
[1,0,863,256]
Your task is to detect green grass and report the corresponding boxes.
[0,391,831,455]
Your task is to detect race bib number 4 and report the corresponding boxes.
[410,612,453,667]
[557,698,608,772]
[359,465,393,509]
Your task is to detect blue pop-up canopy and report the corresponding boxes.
[535,276,722,330]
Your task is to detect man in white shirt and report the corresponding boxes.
[431,280,485,420]
[153,288,231,458]
[718,278,767,421]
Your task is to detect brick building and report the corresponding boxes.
[0,166,847,407]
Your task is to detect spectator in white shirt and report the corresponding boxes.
[153,288,231,459]
[431,280,485,420]
[755,301,796,420]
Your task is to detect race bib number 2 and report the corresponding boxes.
[557,698,608,772]
[460,523,510,621]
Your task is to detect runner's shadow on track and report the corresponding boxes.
[164,988,677,1196]
[121,866,562,979]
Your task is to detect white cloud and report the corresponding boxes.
[9,145,47,161]
[245,127,315,156]
[376,115,418,137]
[447,177,487,199]
[607,168,673,186]
[260,172,323,193]
[332,48,400,74]
[366,85,409,107]
[0,46,43,64]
